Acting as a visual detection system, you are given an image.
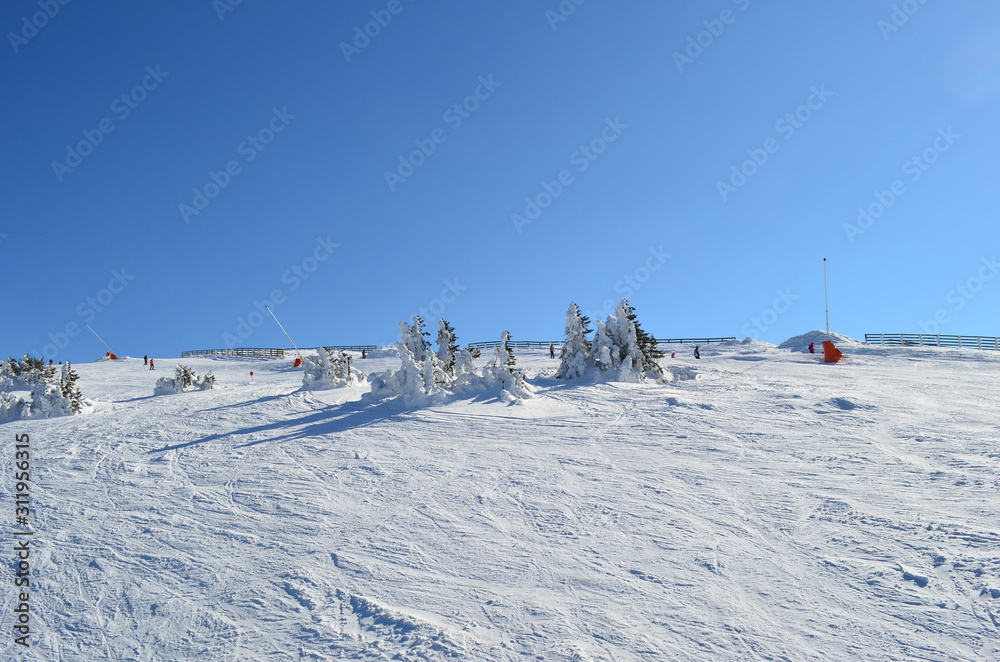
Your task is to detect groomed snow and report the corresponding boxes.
[2,338,999,660]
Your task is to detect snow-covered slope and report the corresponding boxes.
[3,340,999,660]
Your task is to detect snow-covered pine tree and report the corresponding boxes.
[436,319,459,376]
[587,301,665,382]
[556,302,592,380]
[409,316,432,363]
[302,348,366,390]
[481,331,533,402]
[500,331,516,368]
[60,362,84,414]
[620,300,665,380]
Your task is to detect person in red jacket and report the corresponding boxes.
[808,342,816,354]
[149,358,154,370]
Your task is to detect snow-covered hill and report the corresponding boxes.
[3,337,1000,660]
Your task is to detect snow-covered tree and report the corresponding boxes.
[409,316,432,363]
[302,349,366,390]
[0,356,87,421]
[60,362,84,413]
[621,300,664,373]
[589,300,665,383]
[480,331,533,402]
[154,365,215,396]
[436,319,460,376]
[556,302,592,380]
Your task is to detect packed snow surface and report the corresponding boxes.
[3,338,1000,660]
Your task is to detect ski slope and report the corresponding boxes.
[2,335,1000,660]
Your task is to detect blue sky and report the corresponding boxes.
[3,1,998,363]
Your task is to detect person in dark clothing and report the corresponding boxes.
[361,349,367,359]
[149,358,154,370]
[144,355,148,365]
[694,346,701,360]
[549,342,555,359]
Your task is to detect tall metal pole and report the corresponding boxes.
[823,258,830,340]
[85,324,115,355]
[265,306,303,360]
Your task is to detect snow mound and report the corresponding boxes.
[739,337,777,351]
[778,330,863,352]
[364,345,399,359]
[666,365,700,382]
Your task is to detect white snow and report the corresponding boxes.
[2,338,1000,660]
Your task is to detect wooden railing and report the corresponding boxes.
[865,333,1000,351]
[468,337,736,351]
[654,337,736,345]
[468,340,561,351]
[182,347,285,358]
[318,345,378,352]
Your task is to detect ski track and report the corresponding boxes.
[2,345,999,660]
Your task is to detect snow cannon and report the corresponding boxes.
[822,340,842,364]
[293,357,303,367]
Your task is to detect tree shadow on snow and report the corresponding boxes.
[146,396,410,453]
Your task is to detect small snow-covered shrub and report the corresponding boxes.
[154,365,215,396]
[301,349,367,390]
[477,331,533,403]
[0,359,85,422]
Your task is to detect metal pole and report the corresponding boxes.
[265,306,303,360]
[823,258,830,340]
[85,324,115,355]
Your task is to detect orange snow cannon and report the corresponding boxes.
[822,340,842,364]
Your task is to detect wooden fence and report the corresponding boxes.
[467,340,560,351]
[181,347,285,358]
[182,345,380,359]
[467,337,736,351]
[865,333,1000,351]
[654,337,736,345]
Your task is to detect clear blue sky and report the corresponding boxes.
[3,1,998,363]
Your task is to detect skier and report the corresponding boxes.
[694,346,701,360]
[671,352,676,359]
[549,342,555,359]
[49,359,53,366]
[144,355,148,365]
[808,342,815,354]
[361,349,367,359]
[149,358,154,370]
